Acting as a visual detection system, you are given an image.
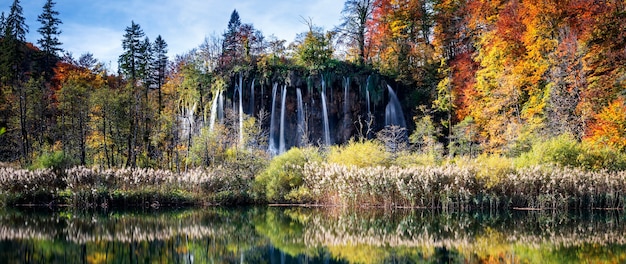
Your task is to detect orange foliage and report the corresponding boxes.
[368,0,394,64]
[495,0,525,57]
[51,62,80,90]
[450,52,478,122]
[585,98,626,151]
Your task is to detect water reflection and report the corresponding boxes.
[0,207,624,263]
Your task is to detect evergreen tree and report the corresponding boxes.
[119,21,145,84]
[152,35,168,113]
[138,36,154,157]
[0,12,5,38]
[138,36,153,92]
[220,9,263,72]
[5,0,28,41]
[1,0,28,85]
[118,21,145,167]
[221,10,242,68]
[77,52,97,70]
[0,0,29,161]
[37,0,63,71]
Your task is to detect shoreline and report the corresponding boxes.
[2,163,626,211]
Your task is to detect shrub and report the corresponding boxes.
[30,150,75,173]
[327,140,390,167]
[515,134,626,170]
[255,147,321,203]
[577,143,626,171]
[516,134,584,168]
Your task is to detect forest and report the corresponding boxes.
[0,0,625,207]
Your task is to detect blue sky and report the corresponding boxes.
[3,0,344,69]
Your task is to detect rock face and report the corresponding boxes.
[224,72,407,154]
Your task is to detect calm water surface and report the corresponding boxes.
[0,207,624,263]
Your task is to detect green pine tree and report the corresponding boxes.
[37,0,63,72]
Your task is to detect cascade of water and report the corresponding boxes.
[268,83,278,154]
[366,89,371,117]
[232,86,237,111]
[250,78,255,115]
[343,77,350,140]
[365,75,372,119]
[182,102,197,140]
[208,89,220,132]
[365,88,372,139]
[343,77,350,121]
[238,75,244,147]
[321,80,331,146]
[218,91,224,122]
[278,85,287,154]
[385,85,407,128]
[296,88,305,146]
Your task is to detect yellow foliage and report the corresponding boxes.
[327,140,390,168]
[585,98,626,151]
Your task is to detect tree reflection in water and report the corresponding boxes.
[0,207,624,263]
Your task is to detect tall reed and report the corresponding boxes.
[301,163,626,209]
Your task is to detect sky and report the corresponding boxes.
[3,0,344,69]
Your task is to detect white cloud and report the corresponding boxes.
[60,23,123,68]
[9,0,345,70]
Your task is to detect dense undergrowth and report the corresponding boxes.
[1,135,626,209]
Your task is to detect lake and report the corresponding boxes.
[0,206,624,263]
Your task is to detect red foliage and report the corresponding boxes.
[450,52,478,122]
[495,1,526,56]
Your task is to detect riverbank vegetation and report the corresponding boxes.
[2,133,626,209]
[1,1,625,209]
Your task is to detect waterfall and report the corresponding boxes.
[278,85,287,154]
[365,75,372,115]
[250,78,255,115]
[321,80,331,146]
[208,89,220,132]
[366,89,371,118]
[296,88,305,146]
[385,85,406,128]
[343,77,350,118]
[343,77,350,140]
[268,83,278,155]
[366,75,372,138]
[182,102,197,140]
[238,75,244,147]
[218,91,224,122]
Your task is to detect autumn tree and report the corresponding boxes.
[544,29,584,138]
[293,19,335,71]
[220,10,264,73]
[579,2,626,133]
[585,98,626,151]
[337,0,375,64]
[56,68,98,164]
[367,0,440,115]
